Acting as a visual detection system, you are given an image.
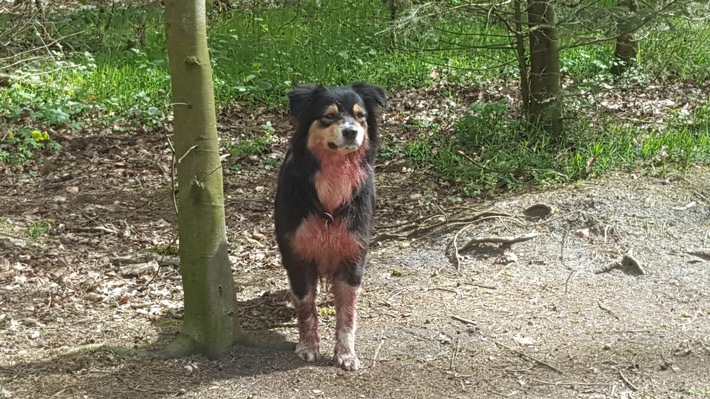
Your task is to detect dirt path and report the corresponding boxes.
[1,126,709,398]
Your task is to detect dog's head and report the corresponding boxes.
[288,83,387,155]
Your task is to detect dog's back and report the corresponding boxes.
[274,83,386,370]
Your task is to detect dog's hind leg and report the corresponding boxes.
[287,265,321,362]
[331,277,362,370]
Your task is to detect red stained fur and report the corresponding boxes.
[291,216,365,274]
[294,293,319,345]
[311,136,370,213]
[332,281,360,330]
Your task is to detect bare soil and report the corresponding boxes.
[1,98,709,398]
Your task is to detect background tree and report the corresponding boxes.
[527,0,562,138]
[611,0,639,75]
[162,0,242,359]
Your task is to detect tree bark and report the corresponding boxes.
[514,0,529,114]
[527,0,562,138]
[610,0,639,75]
[163,0,242,359]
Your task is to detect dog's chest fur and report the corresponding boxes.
[314,152,368,213]
[290,153,370,272]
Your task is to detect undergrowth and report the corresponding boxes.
[406,101,710,195]
[1,0,709,193]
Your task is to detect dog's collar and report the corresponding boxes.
[321,204,349,226]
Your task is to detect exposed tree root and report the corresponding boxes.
[156,333,201,358]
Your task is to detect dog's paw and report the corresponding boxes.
[295,341,321,362]
[334,351,361,371]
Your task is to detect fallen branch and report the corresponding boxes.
[619,369,638,391]
[371,340,384,368]
[460,232,540,253]
[67,225,119,235]
[451,315,477,326]
[530,378,611,387]
[496,341,564,375]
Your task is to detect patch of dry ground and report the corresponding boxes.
[1,107,710,398]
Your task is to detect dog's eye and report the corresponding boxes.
[322,112,338,120]
[355,112,366,119]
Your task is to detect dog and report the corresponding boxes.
[274,83,387,370]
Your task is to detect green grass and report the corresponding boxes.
[1,0,710,193]
[684,386,710,398]
[1,1,708,122]
[406,100,710,195]
[26,220,50,242]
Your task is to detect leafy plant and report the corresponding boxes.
[406,99,710,196]
[224,122,277,160]
[0,129,62,165]
[26,220,50,242]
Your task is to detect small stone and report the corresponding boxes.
[574,228,590,239]
[22,317,40,327]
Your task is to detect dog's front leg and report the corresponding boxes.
[332,278,362,370]
[292,285,321,362]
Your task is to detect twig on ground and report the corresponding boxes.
[450,337,460,369]
[530,379,611,387]
[451,223,471,270]
[371,340,384,368]
[380,211,515,244]
[597,300,621,321]
[460,232,540,253]
[618,369,638,391]
[67,225,119,235]
[451,315,477,326]
[428,287,458,294]
[496,341,564,375]
[467,282,497,290]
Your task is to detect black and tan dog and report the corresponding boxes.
[274,83,387,370]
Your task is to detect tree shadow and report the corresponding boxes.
[0,290,322,399]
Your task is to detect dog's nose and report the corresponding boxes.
[342,128,358,140]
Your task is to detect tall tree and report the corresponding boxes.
[527,0,562,138]
[611,0,639,75]
[162,0,242,358]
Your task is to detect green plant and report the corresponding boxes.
[26,221,50,242]
[684,386,710,397]
[224,122,277,160]
[0,129,62,166]
[152,244,179,256]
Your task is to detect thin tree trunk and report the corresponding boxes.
[527,0,562,138]
[514,0,529,114]
[162,0,242,359]
[611,0,638,75]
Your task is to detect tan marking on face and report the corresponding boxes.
[322,104,339,118]
[308,120,340,152]
[352,104,366,118]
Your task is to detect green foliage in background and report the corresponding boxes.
[1,0,709,193]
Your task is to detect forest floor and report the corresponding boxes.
[1,88,709,399]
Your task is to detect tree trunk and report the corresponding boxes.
[162,0,242,359]
[514,0,529,114]
[527,0,562,138]
[610,0,638,75]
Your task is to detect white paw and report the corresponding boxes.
[295,341,321,362]
[334,351,361,371]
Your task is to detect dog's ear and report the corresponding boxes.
[287,84,324,119]
[352,83,388,110]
